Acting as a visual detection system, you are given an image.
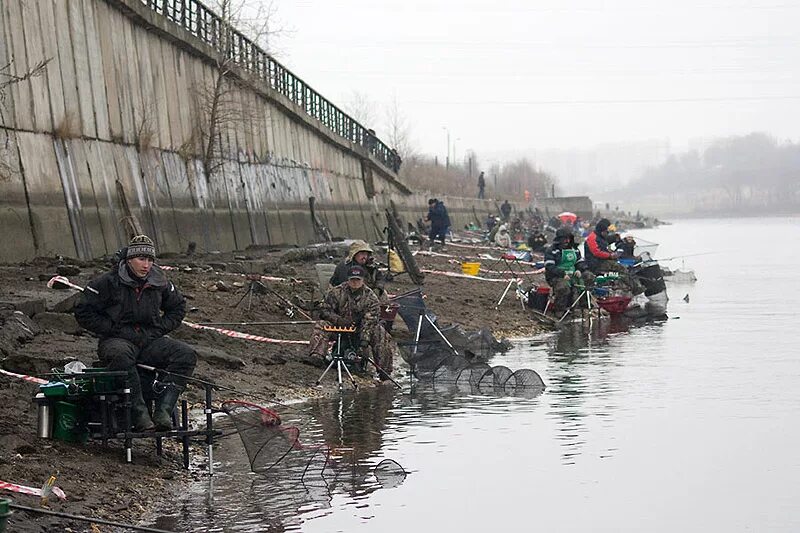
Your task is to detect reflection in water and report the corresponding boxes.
[545,318,665,463]
[148,388,407,532]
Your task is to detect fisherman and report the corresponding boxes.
[584,219,644,294]
[500,200,512,221]
[494,223,512,248]
[425,198,450,248]
[544,228,595,312]
[329,240,386,299]
[310,265,395,380]
[74,235,197,431]
[527,231,548,253]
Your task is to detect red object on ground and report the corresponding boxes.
[596,296,631,315]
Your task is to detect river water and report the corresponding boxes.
[150,217,800,532]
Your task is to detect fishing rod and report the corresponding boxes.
[8,502,175,533]
[196,320,314,327]
[261,284,313,321]
[655,251,721,262]
[135,364,294,410]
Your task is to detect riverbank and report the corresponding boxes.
[0,236,548,531]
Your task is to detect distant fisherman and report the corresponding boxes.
[584,219,644,294]
[544,228,595,312]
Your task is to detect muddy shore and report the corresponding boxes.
[0,237,547,531]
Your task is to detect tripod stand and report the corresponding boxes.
[316,326,359,391]
[232,275,268,311]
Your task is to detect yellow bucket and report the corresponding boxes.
[461,262,481,276]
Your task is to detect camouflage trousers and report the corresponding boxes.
[309,321,396,376]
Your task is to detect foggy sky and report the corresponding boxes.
[271,0,799,169]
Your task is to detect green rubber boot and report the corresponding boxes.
[128,368,154,432]
[152,384,183,431]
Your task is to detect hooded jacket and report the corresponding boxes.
[329,241,384,292]
[74,261,186,347]
[583,218,615,270]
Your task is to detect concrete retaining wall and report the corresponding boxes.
[0,0,530,262]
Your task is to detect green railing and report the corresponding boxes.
[137,0,401,173]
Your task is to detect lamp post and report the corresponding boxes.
[442,126,450,169]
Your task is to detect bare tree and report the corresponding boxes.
[186,0,285,179]
[0,58,51,180]
[382,96,415,163]
[343,90,378,129]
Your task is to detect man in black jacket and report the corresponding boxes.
[74,235,197,431]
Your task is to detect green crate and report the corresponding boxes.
[40,382,68,398]
[81,368,123,394]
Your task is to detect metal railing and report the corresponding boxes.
[137,0,401,173]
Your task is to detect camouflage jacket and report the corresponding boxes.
[319,283,380,346]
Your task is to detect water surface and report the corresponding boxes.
[152,217,800,532]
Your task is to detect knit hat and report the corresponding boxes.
[126,235,156,260]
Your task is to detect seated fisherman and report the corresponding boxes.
[584,219,644,294]
[329,240,386,299]
[74,235,197,431]
[310,265,395,380]
[527,231,548,253]
[544,228,595,312]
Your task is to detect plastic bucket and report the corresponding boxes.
[53,401,88,443]
[0,498,12,532]
[597,296,631,315]
[528,286,550,312]
[461,262,481,276]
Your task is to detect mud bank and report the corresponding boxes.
[0,238,547,531]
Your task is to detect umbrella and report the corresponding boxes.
[557,212,577,224]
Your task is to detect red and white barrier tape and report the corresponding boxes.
[182,321,309,345]
[0,480,66,500]
[160,265,297,284]
[0,368,48,385]
[444,259,544,276]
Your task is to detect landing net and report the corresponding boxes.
[400,345,546,396]
[221,401,408,485]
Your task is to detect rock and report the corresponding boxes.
[49,292,82,313]
[56,264,81,276]
[207,262,227,272]
[195,346,245,369]
[0,297,46,317]
[0,311,40,357]
[0,434,35,458]
[226,260,269,274]
[214,281,231,292]
[233,255,248,261]
[35,312,81,335]
[207,285,218,292]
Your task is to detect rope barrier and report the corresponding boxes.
[0,480,66,500]
[182,321,309,345]
[0,368,48,385]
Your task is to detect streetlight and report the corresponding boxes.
[442,126,450,169]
